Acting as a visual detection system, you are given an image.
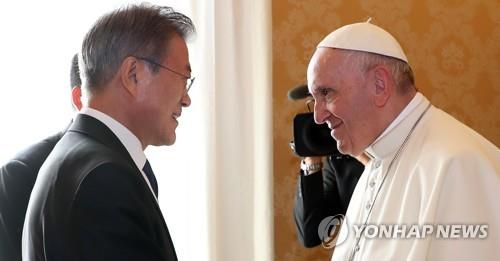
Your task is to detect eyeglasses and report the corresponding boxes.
[134,56,195,92]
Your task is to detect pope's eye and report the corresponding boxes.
[319,88,331,96]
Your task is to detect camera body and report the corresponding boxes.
[292,112,339,157]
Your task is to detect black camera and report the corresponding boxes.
[291,112,338,157]
[288,84,339,157]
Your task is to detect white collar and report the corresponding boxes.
[79,107,147,171]
[365,93,430,159]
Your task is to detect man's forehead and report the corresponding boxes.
[308,49,343,81]
[310,48,344,70]
[165,37,190,68]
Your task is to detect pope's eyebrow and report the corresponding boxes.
[313,85,335,95]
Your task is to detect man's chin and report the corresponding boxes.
[152,133,176,146]
[165,135,176,146]
[336,142,346,154]
[336,141,352,156]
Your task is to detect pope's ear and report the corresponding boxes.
[119,56,140,96]
[372,66,392,107]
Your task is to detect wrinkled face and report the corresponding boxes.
[137,34,192,146]
[307,48,376,156]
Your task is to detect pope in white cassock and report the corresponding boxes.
[305,20,500,261]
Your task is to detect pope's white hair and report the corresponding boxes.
[339,49,415,94]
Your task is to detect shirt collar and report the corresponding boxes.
[365,92,430,159]
[79,107,147,170]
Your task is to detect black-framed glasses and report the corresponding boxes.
[134,56,195,92]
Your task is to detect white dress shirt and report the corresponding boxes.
[80,108,158,200]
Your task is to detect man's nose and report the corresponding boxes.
[313,101,328,124]
[181,92,191,107]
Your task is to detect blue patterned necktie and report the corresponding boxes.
[142,160,158,198]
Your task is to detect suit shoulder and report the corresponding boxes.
[79,162,142,191]
[5,132,62,174]
[0,159,36,189]
[0,132,62,192]
[34,131,138,206]
[72,162,152,210]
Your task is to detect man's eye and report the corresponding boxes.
[320,88,331,96]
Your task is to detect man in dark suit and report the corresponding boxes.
[294,154,364,248]
[0,54,82,261]
[22,4,195,261]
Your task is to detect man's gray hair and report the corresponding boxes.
[81,3,195,93]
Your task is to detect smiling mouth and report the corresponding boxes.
[330,122,342,130]
[172,112,181,121]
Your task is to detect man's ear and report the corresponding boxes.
[119,56,140,97]
[71,86,83,111]
[371,66,392,107]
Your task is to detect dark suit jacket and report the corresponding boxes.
[294,154,364,247]
[0,132,64,261]
[23,114,177,261]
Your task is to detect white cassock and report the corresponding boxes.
[331,93,500,261]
